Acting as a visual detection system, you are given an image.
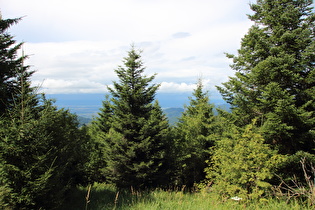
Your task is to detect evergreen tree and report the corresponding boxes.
[87,95,113,183]
[0,17,91,208]
[1,97,91,209]
[174,79,215,187]
[93,95,113,133]
[217,0,315,154]
[97,46,169,189]
[0,17,34,116]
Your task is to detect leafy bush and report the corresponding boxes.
[206,120,286,200]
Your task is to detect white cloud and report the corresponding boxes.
[159,82,197,93]
[158,77,224,93]
[2,0,254,94]
[34,78,107,94]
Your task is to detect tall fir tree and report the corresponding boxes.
[96,46,170,189]
[174,79,215,187]
[0,16,91,208]
[1,96,91,209]
[217,0,315,154]
[0,17,35,116]
[87,95,113,183]
[93,95,113,134]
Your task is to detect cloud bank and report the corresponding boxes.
[2,0,254,94]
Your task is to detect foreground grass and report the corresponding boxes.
[61,183,311,210]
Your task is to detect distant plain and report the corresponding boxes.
[46,93,227,119]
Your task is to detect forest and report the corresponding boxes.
[0,0,315,209]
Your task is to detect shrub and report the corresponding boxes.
[206,120,286,200]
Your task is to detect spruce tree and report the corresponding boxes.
[87,95,112,183]
[1,97,91,209]
[97,46,169,189]
[174,79,215,187]
[93,95,113,134]
[0,17,91,208]
[218,0,315,154]
[0,17,34,116]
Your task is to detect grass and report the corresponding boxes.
[60,183,312,210]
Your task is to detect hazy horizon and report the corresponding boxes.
[46,92,227,118]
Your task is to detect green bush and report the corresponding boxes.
[206,120,286,200]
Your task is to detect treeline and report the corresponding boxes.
[1,0,315,209]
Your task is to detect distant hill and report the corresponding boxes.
[76,108,184,127]
[214,103,231,115]
[163,108,184,125]
[77,115,92,126]
[76,104,230,127]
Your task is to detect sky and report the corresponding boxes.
[2,0,254,100]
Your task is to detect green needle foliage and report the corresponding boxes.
[0,17,35,117]
[0,99,90,209]
[205,1,315,198]
[206,120,285,200]
[87,95,112,183]
[217,0,315,154]
[93,46,170,189]
[174,79,215,187]
[0,16,91,209]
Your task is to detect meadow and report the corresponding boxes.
[61,183,311,210]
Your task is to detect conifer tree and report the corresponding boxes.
[93,95,113,133]
[174,79,215,187]
[218,0,315,154]
[87,95,112,183]
[0,17,34,116]
[0,16,91,208]
[97,46,169,189]
[0,67,91,208]
[1,97,90,209]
